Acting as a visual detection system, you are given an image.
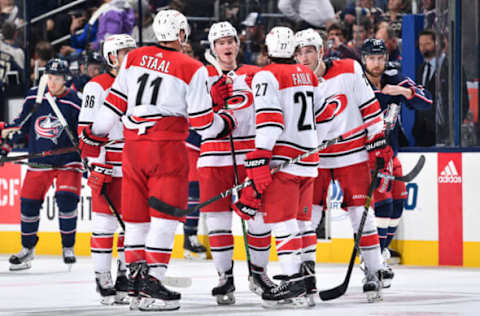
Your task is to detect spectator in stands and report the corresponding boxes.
[0,0,22,26]
[375,24,401,65]
[239,12,266,65]
[384,0,410,38]
[131,0,156,44]
[341,0,384,26]
[94,0,135,50]
[349,17,372,57]
[278,0,335,30]
[414,29,469,146]
[70,7,99,53]
[421,0,436,29]
[324,22,361,61]
[29,41,55,84]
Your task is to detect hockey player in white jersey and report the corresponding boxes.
[201,21,275,305]
[79,10,237,311]
[233,26,332,308]
[295,28,392,302]
[78,34,136,305]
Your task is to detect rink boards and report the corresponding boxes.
[0,152,479,267]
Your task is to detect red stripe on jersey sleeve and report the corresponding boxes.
[200,138,255,154]
[105,91,127,114]
[256,112,285,128]
[189,111,214,130]
[105,150,122,163]
[77,123,90,137]
[360,98,381,120]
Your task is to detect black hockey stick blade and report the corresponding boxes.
[148,197,199,217]
[376,154,426,182]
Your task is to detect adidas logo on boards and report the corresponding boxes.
[438,160,462,183]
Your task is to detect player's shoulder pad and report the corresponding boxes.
[89,72,115,91]
[236,64,261,75]
[323,58,356,80]
[206,64,218,76]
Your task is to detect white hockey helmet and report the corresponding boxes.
[208,21,239,52]
[103,34,137,68]
[265,26,296,58]
[295,28,323,52]
[153,9,190,43]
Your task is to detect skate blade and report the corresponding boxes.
[366,291,383,303]
[382,279,392,289]
[114,292,130,305]
[100,295,116,305]
[138,297,180,311]
[215,293,235,305]
[9,262,32,271]
[66,263,74,272]
[184,250,207,260]
[306,294,316,307]
[262,296,309,309]
[129,296,141,310]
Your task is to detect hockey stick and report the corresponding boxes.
[11,74,48,131]
[0,147,78,163]
[149,116,383,217]
[319,162,381,301]
[376,155,425,182]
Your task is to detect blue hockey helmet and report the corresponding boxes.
[45,58,70,78]
[361,38,387,56]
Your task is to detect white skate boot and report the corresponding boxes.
[95,271,116,305]
[9,247,35,271]
[63,247,76,271]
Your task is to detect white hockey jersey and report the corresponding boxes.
[252,62,329,178]
[198,64,259,168]
[92,44,228,142]
[315,59,384,169]
[78,72,124,177]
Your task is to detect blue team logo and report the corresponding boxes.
[34,115,64,144]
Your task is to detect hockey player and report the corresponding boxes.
[78,34,136,305]
[3,59,82,271]
[361,38,432,287]
[68,51,103,97]
[183,128,208,260]
[202,21,275,305]
[79,10,237,311]
[232,26,332,308]
[295,28,392,302]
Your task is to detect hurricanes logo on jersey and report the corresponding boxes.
[34,115,64,144]
[225,89,254,110]
[318,94,348,122]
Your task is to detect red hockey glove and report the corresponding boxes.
[366,132,393,171]
[88,163,113,194]
[245,149,272,194]
[216,110,238,139]
[79,125,109,158]
[211,75,233,112]
[232,185,260,220]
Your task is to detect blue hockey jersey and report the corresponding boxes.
[369,68,433,155]
[9,87,82,168]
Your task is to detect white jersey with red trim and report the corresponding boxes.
[316,59,384,169]
[198,64,259,168]
[78,73,124,177]
[252,63,329,178]
[91,44,228,142]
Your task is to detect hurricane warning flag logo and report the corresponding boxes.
[439,160,462,183]
[34,115,64,144]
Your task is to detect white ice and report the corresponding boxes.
[0,255,479,316]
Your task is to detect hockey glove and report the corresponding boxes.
[88,163,113,194]
[79,125,109,158]
[216,110,238,139]
[366,132,393,171]
[245,149,272,194]
[211,75,233,112]
[232,185,260,220]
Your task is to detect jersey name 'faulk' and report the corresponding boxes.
[291,72,312,85]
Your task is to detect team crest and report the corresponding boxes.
[225,89,254,110]
[34,115,64,144]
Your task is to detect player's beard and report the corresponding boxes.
[365,66,383,79]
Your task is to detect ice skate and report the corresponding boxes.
[114,272,130,304]
[183,234,207,260]
[212,266,235,305]
[9,247,35,271]
[248,264,276,296]
[381,248,394,288]
[127,262,148,310]
[62,247,76,271]
[387,248,401,265]
[95,271,116,305]
[301,261,317,306]
[262,273,308,309]
[139,274,181,311]
[363,271,383,303]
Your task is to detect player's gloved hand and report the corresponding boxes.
[0,139,11,167]
[232,185,260,220]
[216,109,238,139]
[245,149,272,194]
[79,125,109,158]
[376,159,393,193]
[211,75,233,112]
[366,132,393,170]
[88,163,113,194]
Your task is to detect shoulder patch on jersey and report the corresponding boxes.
[90,73,115,91]
[323,58,355,80]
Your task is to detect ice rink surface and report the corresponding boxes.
[0,255,479,316]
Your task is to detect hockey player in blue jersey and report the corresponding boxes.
[1,58,83,271]
[361,39,433,287]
